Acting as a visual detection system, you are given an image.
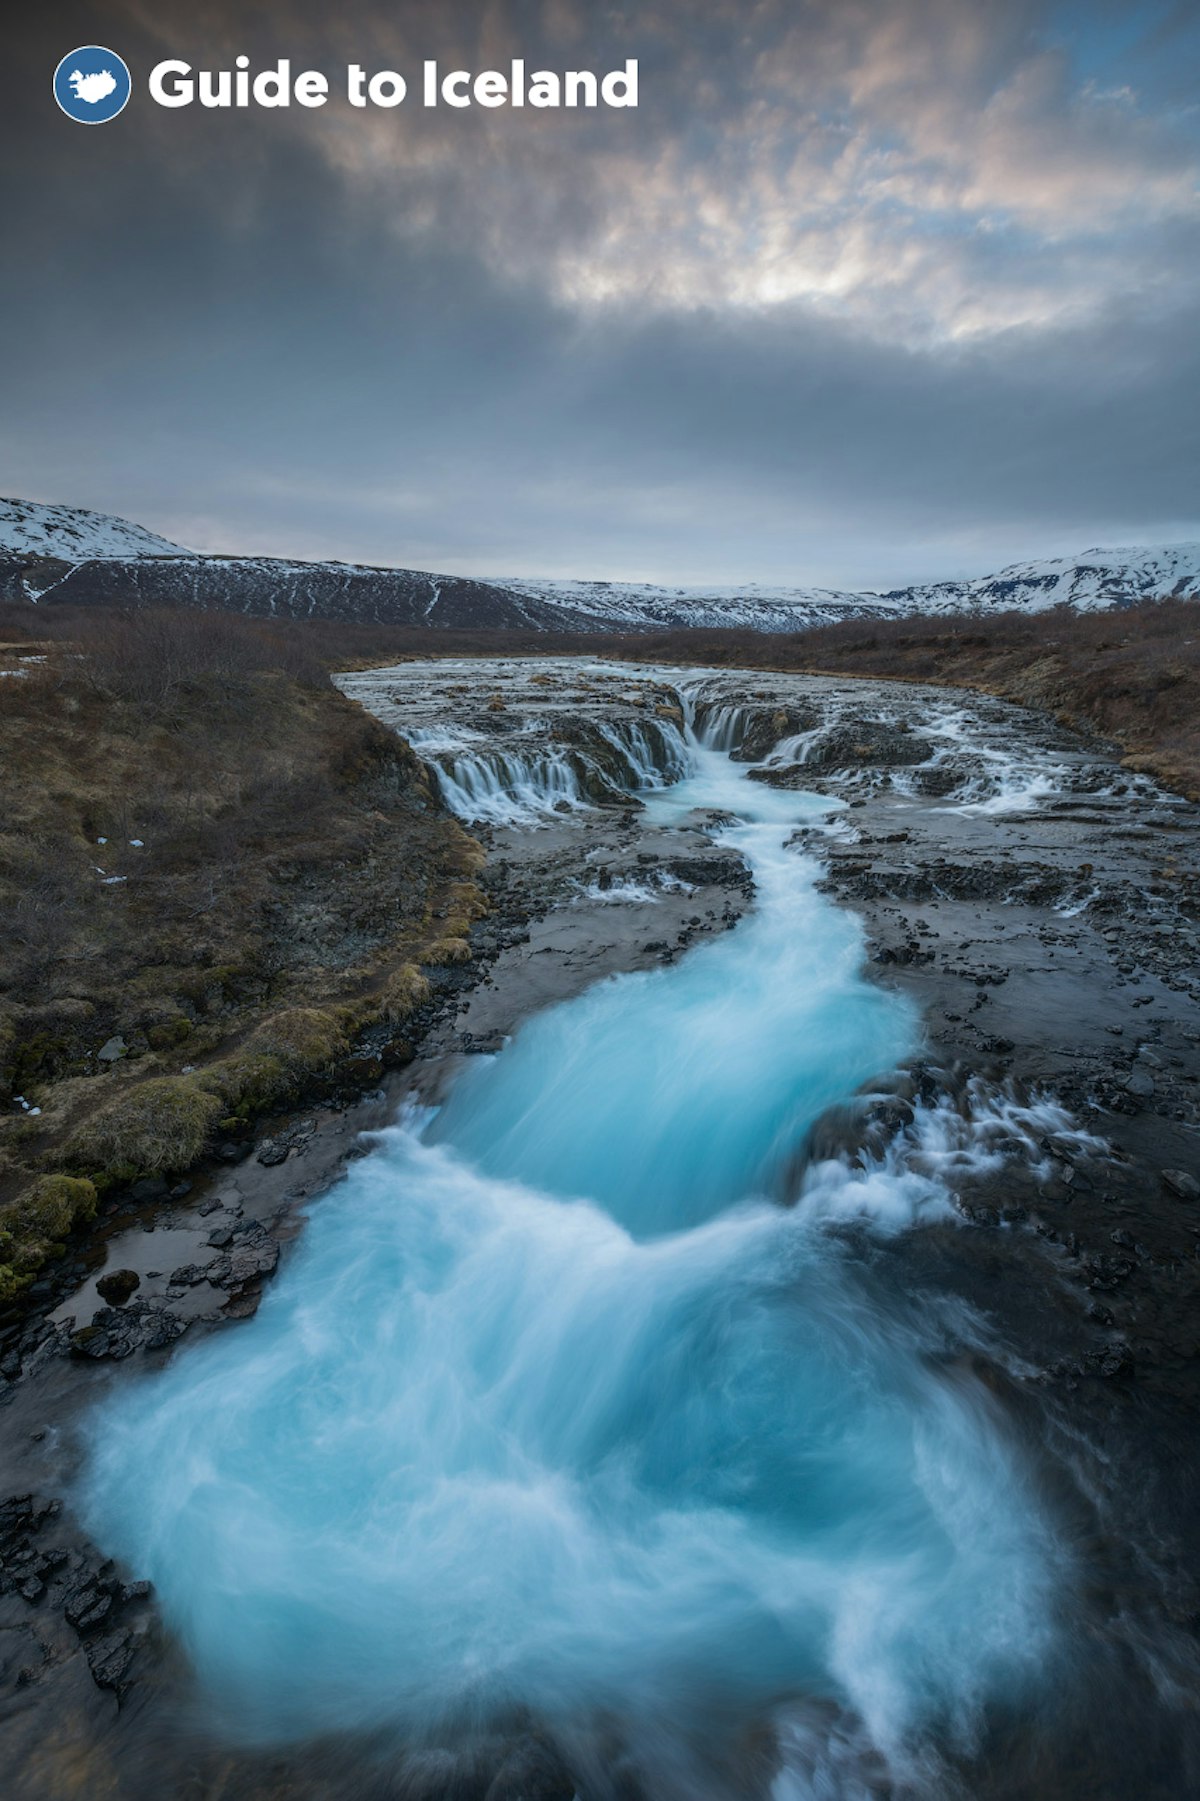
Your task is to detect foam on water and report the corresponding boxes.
[409,716,690,827]
[78,721,1070,1794]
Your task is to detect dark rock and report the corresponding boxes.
[65,1582,113,1633]
[727,704,820,763]
[95,1269,140,1306]
[1162,1168,1200,1202]
[663,854,752,893]
[141,1311,185,1352]
[256,1138,290,1167]
[70,1302,185,1360]
[912,762,969,796]
[129,1176,169,1203]
[86,1628,136,1691]
[341,1055,384,1086]
[206,1233,280,1290]
[807,719,934,769]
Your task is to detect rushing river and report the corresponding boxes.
[79,723,1070,1797]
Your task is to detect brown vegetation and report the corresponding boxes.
[0,606,483,1303]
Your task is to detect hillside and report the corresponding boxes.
[0,496,185,561]
[0,606,486,1307]
[1,496,1197,631]
[878,543,1200,614]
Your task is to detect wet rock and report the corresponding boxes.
[1162,1168,1199,1202]
[341,1054,384,1086]
[206,1231,280,1291]
[168,1263,211,1286]
[1124,1068,1156,1100]
[69,1302,186,1360]
[141,1311,186,1352]
[745,763,811,789]
[95,1269,140,1306]
[0,1495,62,1601]
[65,1580,113,1633]
[912,762,970,796]
[129,1176,169,1203]
[86,1628,136,1692]
[807,719,934,769]
[728,704,821,763]
[663,854,752,894]
[1089,1342,1135,1380]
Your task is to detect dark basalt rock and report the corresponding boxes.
[95,1268,140,1306]
[806,719,934,768]
[662,854,753,894]
[69,1302,186,1360]
[1162,1168,1200,1202]
[205,1229,280,1291]
[728,704,820,763]
[911,761,971,796]
[745,763,811,790]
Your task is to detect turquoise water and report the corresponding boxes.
[79,739,1064,1794]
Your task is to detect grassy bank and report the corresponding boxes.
[0,606,485,1305]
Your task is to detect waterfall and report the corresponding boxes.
[409,715,692,825]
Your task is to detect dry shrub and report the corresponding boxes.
[380,965,432,1021]
[68,1077,222,1179]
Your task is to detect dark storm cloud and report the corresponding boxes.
[1,0,1197,583]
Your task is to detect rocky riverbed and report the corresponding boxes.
[1,657,1198,1800]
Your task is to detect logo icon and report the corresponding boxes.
[53,46,132,124]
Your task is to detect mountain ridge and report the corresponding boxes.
[2,496,1197,632]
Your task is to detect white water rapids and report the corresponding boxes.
[79,718,1071,1797]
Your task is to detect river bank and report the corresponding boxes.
[1,657,1198,1799]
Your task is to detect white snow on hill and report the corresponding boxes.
[0,497,185,560]
[1,495,1196,627]
[495,575,896,630]
[880,543,1200,615]
[499,545,1200,628]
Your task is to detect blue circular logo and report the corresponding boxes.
[53,46,132,124]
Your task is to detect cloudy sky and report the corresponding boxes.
[3,0,1199,586]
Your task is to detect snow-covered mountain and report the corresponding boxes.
[0,496,185,561]
[492,576,895,631]
[1,496,1196,631]
[487,546,1200,629]
[878,544,1200,615]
